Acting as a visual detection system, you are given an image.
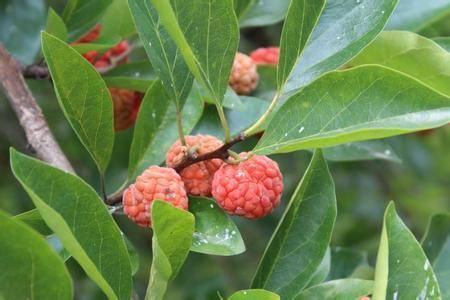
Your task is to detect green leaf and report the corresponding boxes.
[323,141,401,162]
[386,0,450,32]
[228,289,280,300]
[63,0,112,41]
[422,214,450,299]
[10,149,132,300]
[349,31,450,97]
[103,60,156,92]
[327,247,369,280]
[283,0,398,93]
[239,0,290,28]
[46,235,71,262]
[255,65,450,156]
[251,150,336,298]
[189,196,245,256]
[306,247,331,288]
[101,0,136,39]
[128,81,203,180]
[150,0,239,104]
[234,0,254,19]
[0,0,46,64]
[277,0,325,90]
[128,0,194,109]
[147,200,195,300]
[253,65,277,101]
[194,96,269,139]
[46,8,68,41]
[71,36,122,54]
[124,237,140,276]
[14,209,52,236]
[372,202,441,300]
[41,32,114,174]
[433,37,450,52]
[295,279,373,300]
[0,211,72,300]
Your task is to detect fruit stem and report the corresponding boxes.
[216,104,231,142]
[176,106,187,146]
[243,91,281,137]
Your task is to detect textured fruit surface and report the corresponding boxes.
[109,87,143,131]
[229,52,259,95]
[123,166,188,227]
[212,153,283,219]
[166,135,224,196]
[250,47,279,65]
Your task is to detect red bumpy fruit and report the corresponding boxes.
[123,166,188,227]
[250,47,279,65]
[166,135,224,196]
[229,52,259,95]
[211,153,283,219]
[109,88,144,131]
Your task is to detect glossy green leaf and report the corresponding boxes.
[63,0,112,41]
[150,0,239,104]
[327,247,368,280]
[228,289,280,300]
[253,65,277,101]
[147,200,195,300]
[323,141,401,162]
[0,211,72,300]
[233,0,254,19]
[0,0,46,64]
[129,0,193,109]
[71,36,121,54]
[434,37,450,52]
[422,214,450,299]
[349,31,450,97]
[124,237,140,276]
[101,0,136,39]
[46,8,68,41]
[103,60,156,92]
[372,202,441,300]
[128,81,203,180]
[277,0,325,90]
[295,279,373,300]
[194,96,269,139]
[239,0,290,28]
[14,209,52,236]
[251,150,336,298]
[283,0,398,93]
[10,149,132,300]
[255,66,450,156]
[189,197,245,256]
[41,32,114,174]
[386,0,450,32]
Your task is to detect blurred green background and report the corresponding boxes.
[1,0,449,299]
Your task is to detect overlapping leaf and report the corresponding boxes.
[10,149,132,300]
[251,150,336,298]
[147,201,194,300]
[63,0,112,40]
[295,279,373,300]
[189,197,245,256]
[46,8,68,41]
[229,289,280,300]
[103,60,156,92]
[101,0,136,39]
[129,0,193,109]
[282,0,398,93]
[150,0,239,104]
[0,211,72,300]
[238,0,290,28]
[349,31,450,97]
[422,214,450,299]
[255,66,450,155]
[372,202,441,299]
[128,81,203,181]
[42,32,114,174]
[386,0,450,32]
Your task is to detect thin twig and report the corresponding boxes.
[0,44,75,173]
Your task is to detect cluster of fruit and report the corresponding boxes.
[124,135,283,227]
[73,25,144,132]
